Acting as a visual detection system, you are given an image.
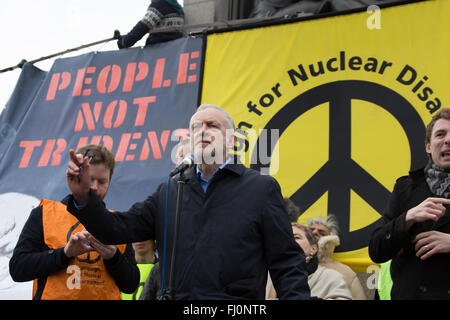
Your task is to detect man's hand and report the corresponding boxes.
[66,149,91,205]
[413,230,450,260]
[405,197,450,230]
[86,233,117,260]
[64,230,93,258]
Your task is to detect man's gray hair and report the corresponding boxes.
[306,214,340,236]
[195,104,235,131]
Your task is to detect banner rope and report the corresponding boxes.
[0,15,300,74]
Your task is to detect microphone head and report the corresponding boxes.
[169,153,195,177]
[183,153,194,165]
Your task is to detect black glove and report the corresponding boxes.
[117,37,125,49]
[114,30,125,49]
[113,29,121,39]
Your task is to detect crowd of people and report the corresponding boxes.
[7,0,450,301]
[9,103,450,300]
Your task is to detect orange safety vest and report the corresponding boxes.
[33,199,127,300]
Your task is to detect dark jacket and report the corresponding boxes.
[139,261,162,300]
[118,0,184,48]
[9,196,140,300]
[369,169,450,300]
[67,163,311,300]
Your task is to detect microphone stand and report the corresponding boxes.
[159,170,187,300]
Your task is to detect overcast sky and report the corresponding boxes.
[0,0,183,113]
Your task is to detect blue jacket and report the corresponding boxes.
[67,163,310,299]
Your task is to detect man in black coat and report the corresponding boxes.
[369,108,450,299]
[65,104,311,300]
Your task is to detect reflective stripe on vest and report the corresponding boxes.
[35,199,127,300]
[120,263,154,300]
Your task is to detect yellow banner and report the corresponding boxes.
[201,0,450,272]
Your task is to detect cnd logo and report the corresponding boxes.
[251,80,427,252]
[67,221,100,264]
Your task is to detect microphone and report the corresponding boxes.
[169,153,194,177]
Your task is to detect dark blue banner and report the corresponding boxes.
[1,36,202,209]
[0,37,202,298]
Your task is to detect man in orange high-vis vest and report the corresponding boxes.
[9,144,139,300]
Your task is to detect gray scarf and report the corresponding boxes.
[424,160,450,198]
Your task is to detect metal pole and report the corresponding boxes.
[0,31,120,74]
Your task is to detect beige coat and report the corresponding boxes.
[266,262,353,300]
[308,265,353,300]
[318,235,367,300]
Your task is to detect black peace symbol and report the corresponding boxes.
[67,221,101,264]
[250,80,428,252]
